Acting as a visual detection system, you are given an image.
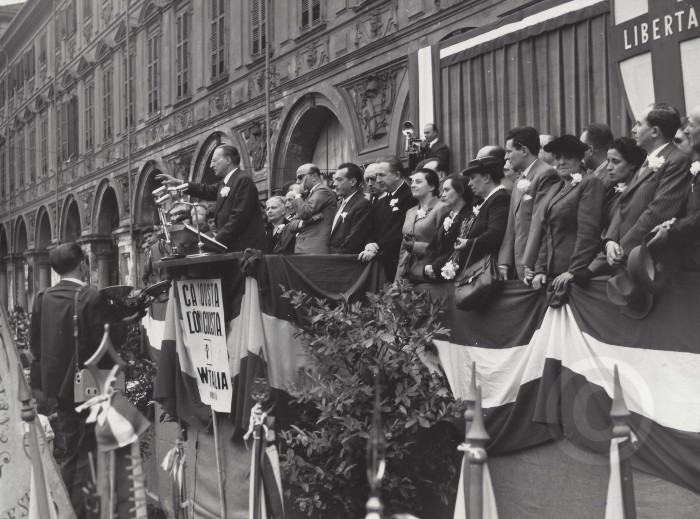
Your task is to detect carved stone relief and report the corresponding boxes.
[295,40,329,77]
[342,64,405,144]
[208,89,231,117]
[79,190,94,226]
[116,176,131,216]
[355,2,399,47]
[174,108,194,133]
[237,115,279,173]
[84,18,93,44]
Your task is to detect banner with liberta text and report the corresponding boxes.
[176,279,232,413]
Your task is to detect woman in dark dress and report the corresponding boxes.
[602,137,647,232]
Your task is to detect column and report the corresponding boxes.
[0,261,7,310]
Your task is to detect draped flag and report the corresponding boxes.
[429,274,700,495]
[142,301,167,363]
[0,305,74,519]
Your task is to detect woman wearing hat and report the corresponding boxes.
[452,157,510,265]
[396,168,449,281]
[603,137,647,231]
[530,135,605,291]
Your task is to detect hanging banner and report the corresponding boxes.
[176,279,232,413]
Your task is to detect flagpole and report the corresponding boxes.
[467,384,490,519]
[17,362,52,519]
[459,362,478,517]
[610,365,637,519]
[212,410,227,519]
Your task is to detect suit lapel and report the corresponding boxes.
[214,169,237,216]
[332,193,357,236]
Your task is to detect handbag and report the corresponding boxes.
[405,258,430,283]
[453,238,502,311]
[71,289,124,403]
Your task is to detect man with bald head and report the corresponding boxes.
[364,162,385,203]
[476,145,513,193]
[290,163,337,254]
[648,104,700,270]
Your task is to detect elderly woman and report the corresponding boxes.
[423,175,474,281]
[396,168,449,281]
[530,135,605,290]
[603,137,647,230]
[453,157,511,267]
[265,196,295,254]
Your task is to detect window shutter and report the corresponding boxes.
[301,0,309,29]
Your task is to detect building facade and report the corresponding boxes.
[0,0,628,311]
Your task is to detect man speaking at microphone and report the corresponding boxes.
[157,144,268,253]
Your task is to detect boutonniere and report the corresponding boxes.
[220,186,230,197]
[415,208,427,220]
[389,198,398,207]
[523,194,533,201]
[613,182,627,194]
[443,215,454,232]
[441,260,458,280]
[570,173,583,186]
[691,161,700,177]
[516,179,531,192]
[473,204,482,216]
[340,211,348,221]
[392,207,399,212]
[648,156,665,172]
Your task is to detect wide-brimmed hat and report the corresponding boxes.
[606,237,660,319]
[543,134,589,157]
[461,156,504,176]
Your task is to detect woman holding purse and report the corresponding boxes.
[396,168,449,281]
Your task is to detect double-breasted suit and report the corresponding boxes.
[534,172,605,277]
[498,158,558,278]
[187,168,268,252]
[328,191,372,254]
[293,182,337,254]
[667,163,700,271]
[604,143,691,255]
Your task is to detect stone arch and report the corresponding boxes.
[94,183,121,288]
[14,216,28,254]
[93,179,123,231]
[13,216,29,311]
[133,159,164,227]
[0,226,7,257]
[60,196,83,242]
[34,206,53,249]
[273,92,356,190]
[191,131,225,184]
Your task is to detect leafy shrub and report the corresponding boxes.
[278,282,464,518]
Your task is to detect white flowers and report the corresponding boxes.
[220,186,230,197]
[340,212,348,221]
[523,194,533,201]
[443,216,454,232]
[416,208,427,220]
[648,156,665,172]
[389,198,398,207]
[516,179,531,192]
[614,182,627,194]
[441,260,458,280]
[570,173,582,186]
[691,161,700,177]
[473,204,482,216]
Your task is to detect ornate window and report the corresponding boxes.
[17,128,24,188]
[146,30,160,114]
[210,0,225,79]
[102,68,113,140]
[85,82,94,150]
[39,33,47,64]
[24,47,36,80]
[251,0,266,58]
[58,96,78,162]
[176,8,191,98]
[40,114,48,176]
[122,47,134,128]
[28,120,36,184]
[301,0,321,31]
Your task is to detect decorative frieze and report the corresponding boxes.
[355,2,399,47]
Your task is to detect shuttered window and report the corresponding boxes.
[176,10,190,98]
[210,0,225,79]
[40,115,48,176]
[103,69,112,140]
[301,0,321,30]
[251,0,266,57]
[59,101,68,162]
[0,145,5,200]
[85,83,94,150]
[28,121,36,184]
[17,129,24,188]
[8,135,14,193]
[123,48,135,128]
[147,31,160,113]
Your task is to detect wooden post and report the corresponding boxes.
[467,384,490,519]
[460,362,478,518]
[610,365,637,519]
[17,362,53,519]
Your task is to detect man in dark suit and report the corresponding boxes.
[497,126,559,280]
[601,103,690,271]
[157,145,268,253]
[329,162,372,254]
[417,123,451,172]
[289,163,337,254]
[648,104,700,271]
[29,243,136,518]
[359,155,418,280]
[581,122,614,184]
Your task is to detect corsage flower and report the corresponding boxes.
[690,161,700,177]
[614,182,627,194]
[570,173,582,186]
[389,198,398,207]
[441,260,458,280]
[517,179,531,192]
[648,156,665,172]
[220,186,230,197]
[443,216,454,232]
[416,208,427,220]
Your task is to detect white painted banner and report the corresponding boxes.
[176,279,232,412]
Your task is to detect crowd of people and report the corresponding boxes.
[149,103,700,295]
